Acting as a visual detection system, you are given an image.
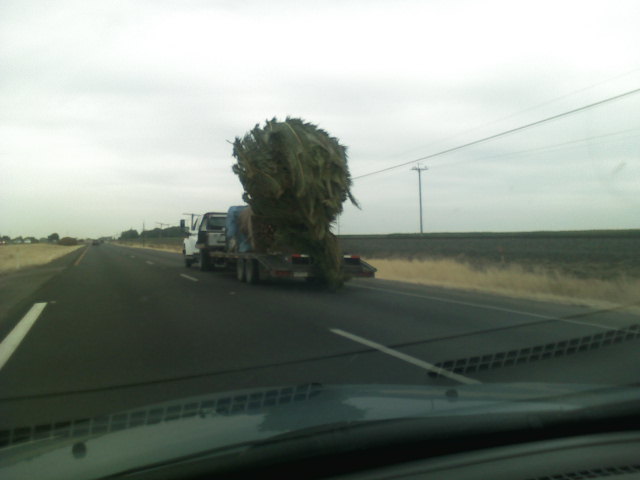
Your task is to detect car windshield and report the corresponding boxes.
[1,1,639,478]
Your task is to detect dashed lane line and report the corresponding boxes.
[145,261,154,265]
[0,303,47,371]
[180,274,198,282]
[74,248,89,266]
[330,328,480,385]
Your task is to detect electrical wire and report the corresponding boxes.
[353,86,640,180]
[386,67,640,162]
[429,128,640,170]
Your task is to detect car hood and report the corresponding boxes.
[0,382,637,479]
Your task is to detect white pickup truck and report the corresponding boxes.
[182,212,226,269]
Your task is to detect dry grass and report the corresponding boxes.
[368,257,640,312]
[0,244,83,274]
[114,241,182,253]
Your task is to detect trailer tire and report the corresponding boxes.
[200,250,211,271]
[184,256,193,268]
[236,259,246,282]
[246,259,260,284]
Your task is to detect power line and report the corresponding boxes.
[353,86,640,181]
[430,127,640,170]
[384,67,640,162]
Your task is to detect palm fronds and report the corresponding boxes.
[232,117,358,288]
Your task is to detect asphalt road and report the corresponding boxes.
[1,243,639,428]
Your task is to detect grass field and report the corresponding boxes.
[345,231,640,310]
[0,244,83,274]
[367,257,640,311]
[114,239,182,253]
[340,230,640,280]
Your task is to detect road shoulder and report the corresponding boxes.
[0,247,87,338]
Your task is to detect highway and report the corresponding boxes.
[1,244,639,428]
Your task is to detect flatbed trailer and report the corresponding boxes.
[203,250,376,284]
[182,211,376,284]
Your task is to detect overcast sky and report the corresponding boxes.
[1,0,639,239]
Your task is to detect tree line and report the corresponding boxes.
[1,233,61,244]
[119,226,183,240]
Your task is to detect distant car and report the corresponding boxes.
[92,240,99,246]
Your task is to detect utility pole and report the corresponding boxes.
[156,222,170,239]
[411,164,428,234]
[142,221,146,247]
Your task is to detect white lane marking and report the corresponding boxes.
[130,255,136,259]
[330,328,480,385]
[352,284,615,331]
[74,248,89,266]
[180,274,198,282]
[146,260,154,265]
[0,303,47,371]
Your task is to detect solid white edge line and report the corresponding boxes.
[330,328,480,385]
[353,284,554,319]
[180,274,199,282]
[0,302,47,370]
[352,284,616,330]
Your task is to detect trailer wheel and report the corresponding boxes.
[236,259,246,282]
[200,250,211,271]
[246,259,260,284]
[184,256,193,268]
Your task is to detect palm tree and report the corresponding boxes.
[232,117,359,288]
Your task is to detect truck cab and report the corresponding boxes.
[182,212,227,269]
